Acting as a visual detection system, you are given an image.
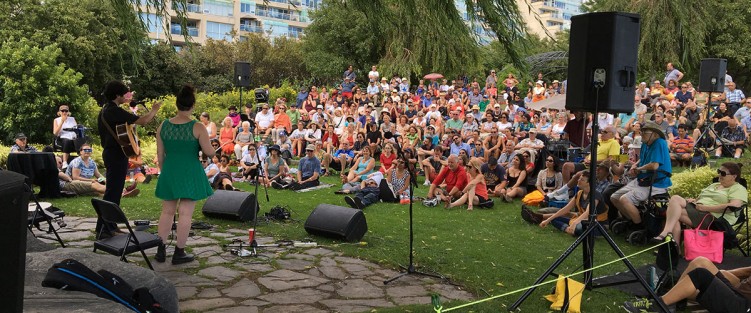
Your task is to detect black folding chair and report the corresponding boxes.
[91,199,162,270]
[710,177,749,257]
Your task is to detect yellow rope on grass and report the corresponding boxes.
[432,240,670,313]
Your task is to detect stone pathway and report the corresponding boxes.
[34,217,473,313]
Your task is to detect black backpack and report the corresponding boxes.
[42,259,165,313]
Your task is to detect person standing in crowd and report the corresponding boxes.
[154,85,214,265]
[663,62,684,87]
[98,80,161,239]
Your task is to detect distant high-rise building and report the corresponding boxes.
[139,0,320,49]
[516,0,583,38]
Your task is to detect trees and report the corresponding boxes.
[0,39,94,144]
[583,0,710,80]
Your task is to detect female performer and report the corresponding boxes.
[155,85,215,265]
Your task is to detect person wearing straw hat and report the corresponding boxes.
[610,121,672,231]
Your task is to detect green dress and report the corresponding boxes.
[155,120,214,201]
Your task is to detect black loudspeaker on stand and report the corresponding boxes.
[512,12,672,313]
[202,190,259,222]
[304,204,367,242]
[234,62,251,88]
[0,171,32,313]
[698,58,727,92]
[566,12,639,114]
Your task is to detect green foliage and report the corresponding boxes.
[0,38,94,144]
[705,1,751,91]
[584,0,710,80]
[669,166,718,199]
[0,0,141,94]
[268,81,298,106]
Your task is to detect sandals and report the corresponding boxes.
[651,233,673,244]
[334,190,350,195]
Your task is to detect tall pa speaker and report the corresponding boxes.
[698,58,727,92]
[566,12,641,114]
[201,190,258,222]
[304,204,367,242]
[0,171,31,313]
[234,62,251,88]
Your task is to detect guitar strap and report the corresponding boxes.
[99,108,127,155]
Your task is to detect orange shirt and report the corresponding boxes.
[273,113,292,134]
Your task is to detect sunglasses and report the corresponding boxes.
[60,109,69,112]
[718,169,730,177]
[83,148,93,153]
[201,160,208,163]
[546,159,554,162]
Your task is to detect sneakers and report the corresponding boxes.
[344,196,364,210]
[271,180,285,189]
[344,196,358,209]
[423,180,431,186]
[622,298,675,313]
[423,197,439,207]
[521,206,543,224]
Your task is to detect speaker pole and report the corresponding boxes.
[510,85,671,313]
[383,133,444,285]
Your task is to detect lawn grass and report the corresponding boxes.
[45,170,708,313]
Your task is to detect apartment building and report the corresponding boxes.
[139,0,320,49]
[517,0,583,38]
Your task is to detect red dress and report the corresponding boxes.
[379,152,397,174]
[219,127,235,155]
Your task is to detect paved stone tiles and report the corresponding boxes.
[43,216,474,312]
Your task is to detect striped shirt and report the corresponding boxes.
[725,89,746,103]
[672,135,694,153]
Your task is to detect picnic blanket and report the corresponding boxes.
[295,184,334,193]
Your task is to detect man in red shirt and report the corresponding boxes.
[423,155,468,207]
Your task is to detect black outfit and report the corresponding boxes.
[98,101,139,235]
[687,268,750,312]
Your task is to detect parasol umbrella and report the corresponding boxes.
[423,73,444,80]
[526,94,567,111]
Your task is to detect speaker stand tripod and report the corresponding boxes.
[509,87,670,313]
[383,133,444,284]
[692,93,731,162]
[245,154,269,256]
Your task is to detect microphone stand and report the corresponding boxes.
[247,151,268,256]
[383,132,444,284]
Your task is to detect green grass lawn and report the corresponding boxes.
[46,171,717,312]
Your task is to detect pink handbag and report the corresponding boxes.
[683,214,725,263]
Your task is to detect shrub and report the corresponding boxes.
[669,166,717,199]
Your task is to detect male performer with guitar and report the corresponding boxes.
[97,81,162,239]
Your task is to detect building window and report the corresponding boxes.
[140,13,163,34]
[240,3,253,13]
[206,21,233,41]
[203,0,233,17]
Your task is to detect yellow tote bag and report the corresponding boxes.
[544,275,585,313]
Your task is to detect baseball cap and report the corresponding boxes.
[306,144,316,151]
[15,132,27,140]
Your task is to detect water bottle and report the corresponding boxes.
[647,266,658,290]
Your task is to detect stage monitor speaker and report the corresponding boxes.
[304,204,367,242]
[698,58,727,92]
[254,88,268,104]
[234,62,251,88]
[0,171,31,313]
[566,12,641,114]
[201,190,258,222]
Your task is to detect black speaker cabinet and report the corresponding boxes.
[201,190,258,222]
[234,62,251,88]
[304,204,367,242]
[0,171,31,313]
[566,12,641,114]
[699,58,727,92]
[254,88,268,104]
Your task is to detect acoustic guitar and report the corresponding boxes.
[114,123,140,157]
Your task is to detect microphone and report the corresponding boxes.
[129,99,147,108]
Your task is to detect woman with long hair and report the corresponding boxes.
[155,85,215,265]
[498,154,527,202]
[536,156,563,195]
[52,104,78,167]
[379,143,397,178]
[199,112,217,140]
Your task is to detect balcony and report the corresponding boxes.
[170,25,199,37]
[268,0,301,6]
[187,3,202,13]
[239,24,263,33]
[288,31,303,38]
